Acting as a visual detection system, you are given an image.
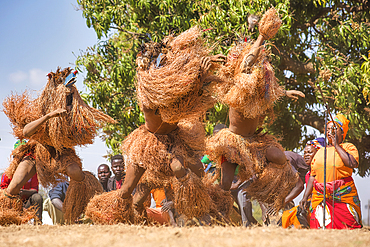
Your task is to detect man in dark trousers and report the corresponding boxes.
[44,181,69,225]
[107,155,125,191]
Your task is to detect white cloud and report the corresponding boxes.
[8,71,28,83]
[8,69,49,86]
[29,68,48,86]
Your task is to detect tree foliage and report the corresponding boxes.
[75,0,370,176]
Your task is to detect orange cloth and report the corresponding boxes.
[328,113,349,140]
[310,143,359,183]
[147,188,170,224]
[150,188,166,208]
[311,178,360,214]
[310,177,362,228]
[281,206,310,229]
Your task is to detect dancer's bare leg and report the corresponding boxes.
[6,157,36,195]
[133,183,151,213]
[170,157,186,178]
[187,159,204,178]
[120,164,146,198]
[265,147,287,166]
[220,161,238,191]
[66,163,85,182]
[168,210,177,226]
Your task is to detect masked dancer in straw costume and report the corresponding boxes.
[86,26,233,224]
[207,8,305,211]
[1,68,116,225]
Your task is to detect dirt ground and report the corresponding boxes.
[0,224,369,247]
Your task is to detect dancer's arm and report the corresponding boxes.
[19,189,37,199]
[210,54,227,63]
[286,90,305,100]
[243,35,265,69]
[200,54,227,79]
[23,108,66,137]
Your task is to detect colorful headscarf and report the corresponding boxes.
[328,113,349,140]
[306,137,325,150]
[14,139,27,150]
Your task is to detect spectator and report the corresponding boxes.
[107,154,125,191]
[283,151,310,206]
[43,181,69,225]
[1,173,43,223]
[97,164,111,192]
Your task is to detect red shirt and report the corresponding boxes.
[1,173,39,200]
[116,179,122,190]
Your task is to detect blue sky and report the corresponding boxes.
[0,1,369,224]
[0,1,109,174]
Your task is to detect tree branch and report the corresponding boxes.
[295,7,332,30]
[111,26,149,38]
[272,47,316,75]
[296,110,325,133]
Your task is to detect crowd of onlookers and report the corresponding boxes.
[0,154,126,225]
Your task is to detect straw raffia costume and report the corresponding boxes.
[86,27,229,224]
[208,8,297,210]
[207,128,297,209]
[1,68,115,224]
[216,12,285,119]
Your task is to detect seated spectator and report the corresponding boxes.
[107,154,125,191]
[43,181,69,225]
[1,173,43,223]
[97,164,111,192]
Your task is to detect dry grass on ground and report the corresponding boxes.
[0,224,369,247]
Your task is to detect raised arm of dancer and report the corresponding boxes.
[286,90,305,100]
[200,54,226,77]
[210,54,227,63]
[299,175,315,209]
[23,108,66,137]
[243,35,265,69]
